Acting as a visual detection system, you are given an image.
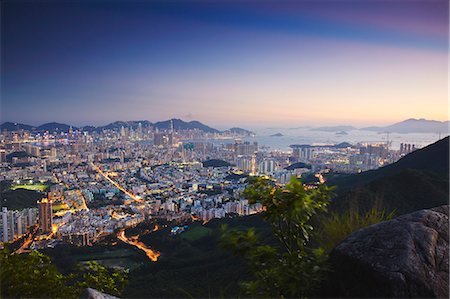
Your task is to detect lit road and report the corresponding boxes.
[76,190,89,211]
[15,225,38,254]
[90,162,142,202]
[315,173,325,184]
[117,229,160,262]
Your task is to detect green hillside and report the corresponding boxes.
[123,215,272,298]
[327,137,449,215]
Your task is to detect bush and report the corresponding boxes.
[317,203,395,252]
[221,177,334,298]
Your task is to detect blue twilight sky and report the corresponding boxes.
[1,0,448,128]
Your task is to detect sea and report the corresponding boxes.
[209,128,445,152]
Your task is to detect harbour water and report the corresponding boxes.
[213,128,445,151]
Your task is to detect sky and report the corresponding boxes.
[1,0,449,129]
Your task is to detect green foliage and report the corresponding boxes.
[317,204,395,252]
[0,249,74,298]
[221,177,334,298]
[0,248,127,298]
[69,261,128,297]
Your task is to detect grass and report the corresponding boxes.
[53,203,69,212]
[73,248,135,261]
[317,204,395,252]
[74,249,142,271]
[11,183,48,192]
[181,226,213,241]
[89,258,142,271]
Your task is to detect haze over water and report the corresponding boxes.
[215,129,443,151]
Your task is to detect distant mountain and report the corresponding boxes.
[98,120,153,131]
[226,127,255,136]
[361,118,449,133]
[0,122,35,131]
[327,137,449,215]
[310,125,356,132]
[333,142,353,148]
[270,133,284,137]
[1,119,253,135]
[80,125,97,132]
[36,122,75,132]
[154,119,220,133]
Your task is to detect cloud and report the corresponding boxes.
[184,113,194,120]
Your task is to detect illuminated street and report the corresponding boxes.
[117,229,160,262]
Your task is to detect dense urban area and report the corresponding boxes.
[0,121,419,254]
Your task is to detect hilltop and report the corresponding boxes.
[327,136,449,215]
[361,118,449,133]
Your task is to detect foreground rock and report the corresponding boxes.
[80,288,119,299]
[326,205,449,298]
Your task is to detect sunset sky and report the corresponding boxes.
[2,0,448,128]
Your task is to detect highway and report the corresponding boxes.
[90,162,143,202]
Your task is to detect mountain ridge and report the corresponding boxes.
[361,118,449,133]
[327,136,449,215]
[0,119,247,134]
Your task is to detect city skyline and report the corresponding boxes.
[2,0,449,127]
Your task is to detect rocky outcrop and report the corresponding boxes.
[80,288,119,299]
[325,205,449,298]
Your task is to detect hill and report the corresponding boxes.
[332,142,352,148]
[97,120,153,131]
[1,188,42,210]
[361,118,449,133]
[327,137,449,215]
[1,119,254,135]
[6,151,33,162]
[226,127,255,136]
[202,159,232,168]
[285,162,311,170]
[123,215,272,298]
[36,122,75,132]
[154,119,220,133]
[0,122,35,131]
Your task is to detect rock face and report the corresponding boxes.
[326,205,449,298]
[80,288,119,299]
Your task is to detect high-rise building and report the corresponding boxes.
[235,141,258,156]
[137,122,143,139]
[259,159,276,174]
[2,208,7,242]
[168,119,174,146]
[0,207,38,243]
[0,150,6,163]
[154,132,167,146]
[50,147,57,158]
[38,198,53,233]
[290,145,313,162]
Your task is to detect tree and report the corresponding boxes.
[221,177,334,298]
[69,261,128,297]
[0,249,74,298]
[0,249,127,298]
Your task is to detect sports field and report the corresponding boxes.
[11,183,49,192]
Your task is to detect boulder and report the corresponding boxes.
[80,288,119,299]
[325,205,449,298]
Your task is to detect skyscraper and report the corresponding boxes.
[2,207,8,242]
[38,198,53,233]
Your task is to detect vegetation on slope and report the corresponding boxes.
[0,249,127,298]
